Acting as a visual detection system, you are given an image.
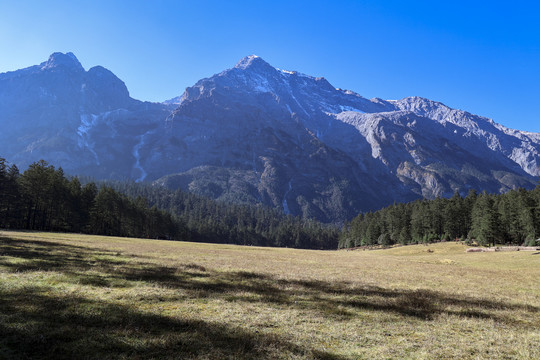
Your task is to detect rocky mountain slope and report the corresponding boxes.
[0,52,171,178]
[0,53,538,222]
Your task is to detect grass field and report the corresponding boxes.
[0,231,539,359]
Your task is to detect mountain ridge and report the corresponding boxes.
[0,52,538,222]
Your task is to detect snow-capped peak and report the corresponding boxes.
[234,55,271,70]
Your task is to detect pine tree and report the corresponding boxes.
[470,193,499,246]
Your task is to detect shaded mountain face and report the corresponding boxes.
[1,53,538,222]
[0,52,171,178]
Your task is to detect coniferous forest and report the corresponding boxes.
[0,158,339,249]
[339,187,540,249]
[101,180,339,249]
[0,159,180,240]
[2,158,539,251]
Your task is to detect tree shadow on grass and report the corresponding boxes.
[0,237,347,359]
[2,236,539,323]
[1,236,539,359]
[280,278,540,321]
[0,286,346,360]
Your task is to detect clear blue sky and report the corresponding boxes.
[1,0,539,132]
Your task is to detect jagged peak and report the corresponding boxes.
[399,96,446,107]
[389,96,454,116]
[234,55,273,71]
[41,52,84,71]
[277,67,313,79]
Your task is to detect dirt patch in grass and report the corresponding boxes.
[467,246,540,252]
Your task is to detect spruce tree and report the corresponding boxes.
[470,193,499,246]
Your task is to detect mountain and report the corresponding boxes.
[148,55,539,220]
[0,52,171,179]
[1,53,538,222]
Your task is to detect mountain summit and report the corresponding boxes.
[41,52,84,71]
[150,55,539,221]
[0,52,169,178]
[0,53,538,222]
[234,55,272,70]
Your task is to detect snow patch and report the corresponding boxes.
[286,104,293,115]
[277,68,313,79]
[133,133,149,182]
[290,92,309,116]
[250,73,273,93]
[279,69,295,75]
[77,114,100,165]
[321,103,365,115]
[339,105,365,113]
[235,55,262,70]
[282,180,293,215]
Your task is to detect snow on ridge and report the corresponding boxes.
[234,55,265,70]
[277,68,315,80]
[278,69,295,75]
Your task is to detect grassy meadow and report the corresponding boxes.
[0,230,539,359]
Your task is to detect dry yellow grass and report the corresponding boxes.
[0,230,539,359]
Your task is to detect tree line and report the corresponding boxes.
[0,158,339,249]
[0,159,181,239]
[339,187,540,249]
[96,180,339,249]
[10,158,536,251]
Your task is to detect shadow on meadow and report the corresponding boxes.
[0,237,347,359]
[0,236,538,359]
[0,286,348,360]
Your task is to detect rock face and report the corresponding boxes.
[1,53,538,222]
[0,52,171,179]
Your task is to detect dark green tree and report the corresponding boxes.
[470,193,499,246]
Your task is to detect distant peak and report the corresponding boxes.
[398,96,449,109]
[42,52,84,71]
[404,96,430,102]
[234,55,273,70]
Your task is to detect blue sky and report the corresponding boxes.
[1,0,539,132]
